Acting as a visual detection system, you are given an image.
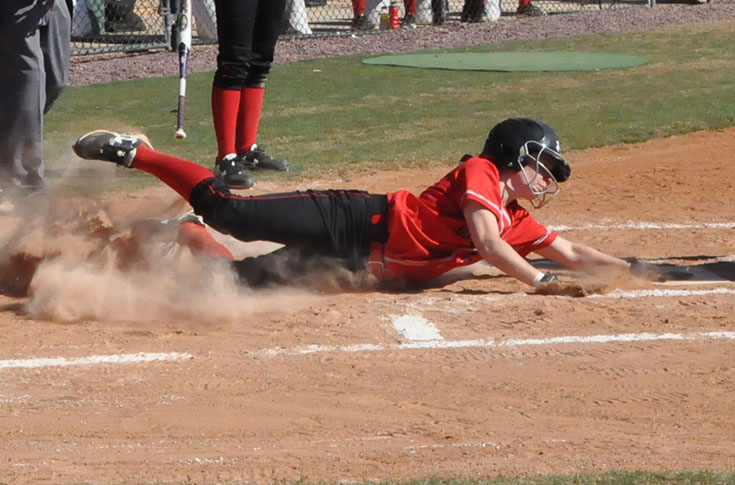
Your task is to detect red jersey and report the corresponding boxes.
[375,156,557,283]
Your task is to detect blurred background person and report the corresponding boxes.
[0,0,70,190]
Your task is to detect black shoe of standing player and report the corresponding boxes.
[213,154,255,189]
[400,13,417,28]
[240,144,291,171]
[352,14,375,30]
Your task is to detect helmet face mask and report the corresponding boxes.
[517,140,566,208]
[481,118,571,208]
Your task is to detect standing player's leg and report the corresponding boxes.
[401,0,417,27]
[236,0,290,172]
[210,0,257,189]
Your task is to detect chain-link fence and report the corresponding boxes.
[70,0,650,56]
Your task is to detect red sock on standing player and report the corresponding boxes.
[352,0,365,16]
[236,86,265,154]
[211,86,241,159]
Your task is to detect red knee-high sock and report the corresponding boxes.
[235,86,265,154]
[403,0,416,14]
[352,0,365,15]
[518,0,530,7]
[211,86,241,158]
[132,145,215,201]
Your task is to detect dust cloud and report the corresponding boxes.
[0,174,318,324]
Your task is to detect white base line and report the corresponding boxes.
[256,331,735,357]
[0,352,193,371]
[548,221,735,231]
[593,288,735,298]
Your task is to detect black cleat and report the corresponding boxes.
[400,13,417,28]
[72,130,152,167]
[352,14,375,30]
[213,154,255,189]
[241,144,291,172]
[516,3,546,16]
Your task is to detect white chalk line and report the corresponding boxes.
[255,331,735,357]
[594,287,735,298]
[414,287,735,306]
[405,441,502,453]
[548,221,735,231]
[0,352,193,371]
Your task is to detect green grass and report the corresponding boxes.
[46,19,735,188]
[294,470,735,485]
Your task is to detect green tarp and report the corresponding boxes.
[363,52,648,72]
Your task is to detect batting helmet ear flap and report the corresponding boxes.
[517,145,535,168]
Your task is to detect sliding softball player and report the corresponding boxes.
[72,118,633,291]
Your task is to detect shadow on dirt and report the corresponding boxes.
[532,256,735,282]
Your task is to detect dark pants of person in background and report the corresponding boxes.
[0,0,70,189]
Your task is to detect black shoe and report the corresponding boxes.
[72,130,152,167]
[213,154,255,189]
[516,3,546,16]
[400,13,417,28]
[18,171,46,190]
[461,13,487,22]
[352,14,375,30]
[241,144,290,171]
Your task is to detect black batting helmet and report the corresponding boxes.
[481,118,570,182]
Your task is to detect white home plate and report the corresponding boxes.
[392,315,443,341]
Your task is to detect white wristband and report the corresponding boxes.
[532,272,545,287]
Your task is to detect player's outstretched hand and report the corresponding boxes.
[534,281,592,297]
[629,260,663,281]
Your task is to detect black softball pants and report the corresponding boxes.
[189,177,388,276]
[212,0,287,89]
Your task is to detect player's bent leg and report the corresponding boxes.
[177,219,235,259]
[72,130,215,202]
[132,144,216,201]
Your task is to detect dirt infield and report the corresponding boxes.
[1,128,734,483]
